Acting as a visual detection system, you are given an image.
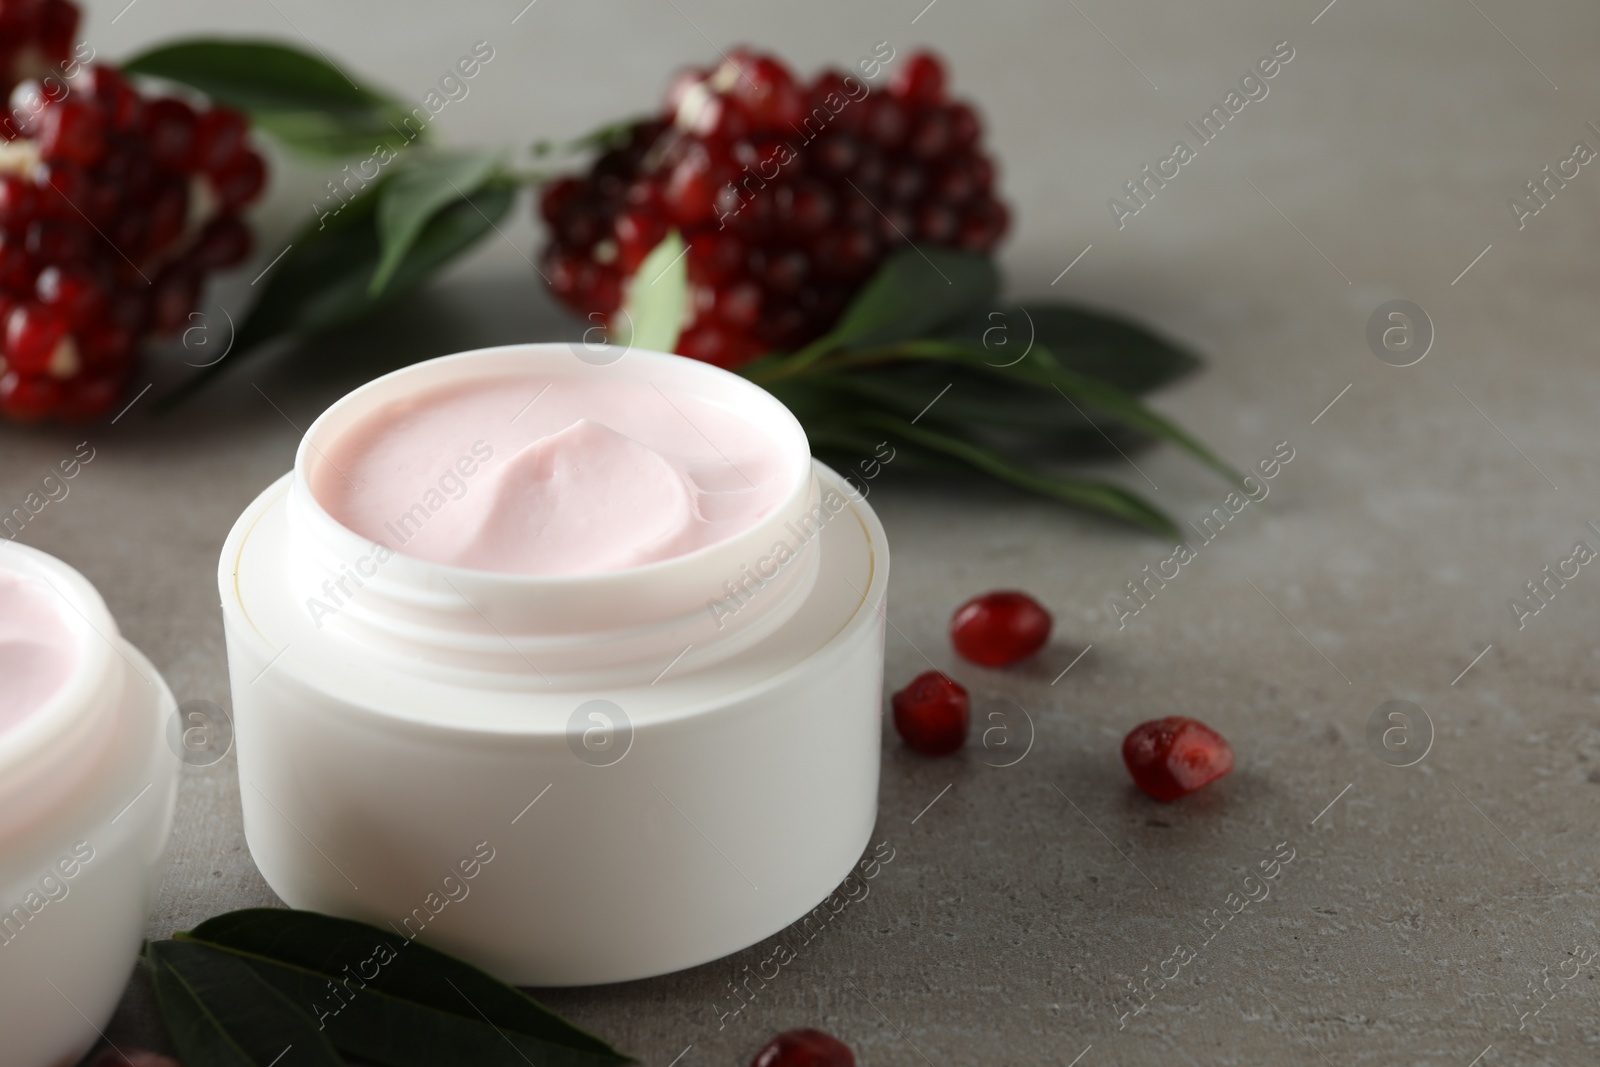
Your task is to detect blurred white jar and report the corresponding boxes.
[0,543,178,1067]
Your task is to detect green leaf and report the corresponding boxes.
[159,178,512,409]
[800,338,1241,486]
[848,411,1177,535]
[617,230,687,353]
[790,247,999,365]
[941,302,1201,395]
[122,39,416,158]
[145,940,346,1067]
[372,151,501,295]
[176,909,632,1067]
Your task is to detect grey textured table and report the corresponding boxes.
[4,0,1598,1063]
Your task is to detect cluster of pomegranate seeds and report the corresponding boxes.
[950,590,1052,666]
[751,1028,856,1067]
[538,48,1007,369]
[0,0,77,98]
[1122,716,1235,801]
[891,670,970,756]
[0,54,263,422]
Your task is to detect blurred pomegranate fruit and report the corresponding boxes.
[0,0,264,424]
[538,48,1007,369]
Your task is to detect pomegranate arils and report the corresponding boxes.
[892,670,970,756]
[37,99,105,166]
[0,15,266,424]
[950,591,1052,667]
[0,367,61,421]
[142,97,197,169]
[5,301,66,372]
[1122,717,1235,802]
[751,1028,856,1067]
[892,53,947,105]
[193,106,248,174]
[539,48,1006,368]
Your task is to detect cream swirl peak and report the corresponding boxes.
[312,375,793,576]
[0,565,78,735]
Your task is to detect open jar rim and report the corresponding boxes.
[284,344,825,686]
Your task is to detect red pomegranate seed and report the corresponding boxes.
[56,372,124,423]
[5,302,67,373]
[0,174,35,226]
[213,150,266,209]
[36,0,78,57]
[82,65,143,131]
[37,100,106,167]
[0,369,62,421]
[892,52,947,105]
[949,591,1051,667]
[891,671,969,756]
[142,98,197,169]
[721,50,805,128]
[192,214,253,269]
[36,264,104,319]
[1122,717,1235,801]
[751,1029,856,1067]
[539,177,584,226]
[192,106,249,175]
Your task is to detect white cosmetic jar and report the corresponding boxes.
[219,343,890,986]
[0,543,178,1067]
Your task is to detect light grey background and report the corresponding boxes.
[2,0,1597,1063]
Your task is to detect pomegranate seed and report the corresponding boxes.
[0,369,61,421]
[37,100,106,166]
[192,214,253,269]
[720,50,805,128]
[892,52,947,105]
[1122,717,1235,801]
[891,671,969,756]
[5,302,67,373]
[36,161,89,217]
[193,106,249,175]
[142,98,197,169]
[36,264,104,319]
[56,372,124,423]
[25,218,91,265]
[947,103,980,149]
[146,179,188,250]
[0,174,36,226]
[213,149,266,209]
[539,177,584,226]
[714,280,761,327]
[83,66,143,131]
[662,148,721,225]
[915,203,958,244]
[614,208,667,272]
[148,267,200,335]
[949,591,1052,667]
[907,110,952,161]
[750,1029,856,1067]
[36,0,77,57]
[863,96,910,149]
